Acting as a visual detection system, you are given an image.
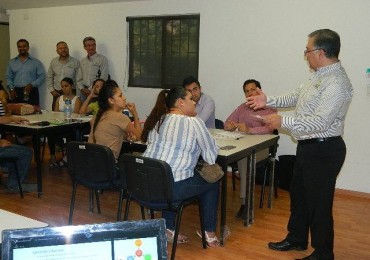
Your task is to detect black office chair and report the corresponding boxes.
[117,153,207,260]
[0,158,24,198]
[231,129,279,208]
[67,141,124,224]
[215,118,224,129]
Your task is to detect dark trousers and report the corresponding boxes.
[11,87,39,106]
[286,137,346,259]
[48,133,74,157]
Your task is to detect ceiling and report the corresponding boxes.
[0,0,141,13]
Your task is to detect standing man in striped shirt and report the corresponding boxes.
[247,29,353,260]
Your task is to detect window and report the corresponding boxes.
[127,14,200,88]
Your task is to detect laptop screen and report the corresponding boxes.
[1,219,167,260]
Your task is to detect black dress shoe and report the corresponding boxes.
[296,252,333,260]
[268,238,307,251]
[295,256,317,260]
[295,255,318,260]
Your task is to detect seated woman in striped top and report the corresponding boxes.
[141,87,220,247]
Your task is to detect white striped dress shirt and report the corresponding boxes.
[267,61,353,140]
[143,114,218,182]
[0,101,5,116]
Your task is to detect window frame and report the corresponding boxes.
[126,14,200,89]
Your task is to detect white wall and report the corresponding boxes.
[7,0,370,193]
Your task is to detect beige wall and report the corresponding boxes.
[6,0,370,193]
[0,23,10,86]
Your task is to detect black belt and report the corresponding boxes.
[298,136,341,145]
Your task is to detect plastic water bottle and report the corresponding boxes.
[64,98,72,122]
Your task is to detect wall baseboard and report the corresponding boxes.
[336,188,370,200]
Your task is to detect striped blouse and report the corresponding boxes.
[143,114,218,182]
[267,61,353,140]
[0,101,5,116]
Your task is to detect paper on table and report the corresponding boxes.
[213,130,245,140]
[27,120,42,124]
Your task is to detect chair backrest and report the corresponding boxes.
[67,142,116,185]
[215,118,224,129]
[118,153,174,202]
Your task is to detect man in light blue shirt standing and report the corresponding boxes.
[6,39,45,106]
[183,76,215,128]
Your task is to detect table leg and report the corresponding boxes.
[268,141,278,208]
[268,157,275,208]
[243,151,256,226]
[250,152,256,223]
[32,135,42,197]
[220,164,228,246]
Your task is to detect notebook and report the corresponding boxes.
[1,219,167,260]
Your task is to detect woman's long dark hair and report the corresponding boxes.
[141,86,188,142]
[90,78,105,103]
[92,80,118,143]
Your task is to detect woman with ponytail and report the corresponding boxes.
[142,86,220,247]
[88,80,142,160]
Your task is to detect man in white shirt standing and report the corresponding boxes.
[247,29,353,260]
[47,41,79,110]
[183,76,215,128]
[76,36,109,101]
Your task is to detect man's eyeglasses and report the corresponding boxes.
[304,48,321,55]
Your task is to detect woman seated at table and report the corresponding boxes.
[224,79,277,218]
[79,79,105,115]
[0,81,9,114]
[0,90,9,116]
[88,80,142,160]
[141,86,220,247]
[49,77,82,167]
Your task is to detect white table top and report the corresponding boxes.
[0,209,48,241]
[6,111,92,128]
[209,129,278,157]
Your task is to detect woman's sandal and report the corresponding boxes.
[49,161,59,168]
[196,230,220,248]
[166,229,190,244]
[57,159,68,168]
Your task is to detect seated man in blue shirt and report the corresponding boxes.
[183,76,215,128]
[0,106,36,193]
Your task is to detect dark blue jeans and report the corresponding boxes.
[0,144,33,188]
[163,170,220,232]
